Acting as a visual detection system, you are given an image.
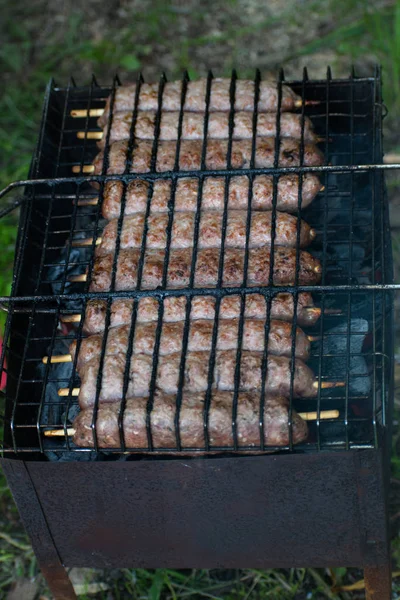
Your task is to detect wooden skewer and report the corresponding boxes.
[307,335,321,342]
[58,388,80,397]
[313,381,345,389]
[299,409,339,420]
[57,382,344,397]
[77,197,99,207]
[76,185,327,209]
[43,332,322,365]
[69,274,87,283]
[305,307,341,317]
[77,131,103,140]
[70,100,320,120]
[70,108,105,118]
[71,237,102,247]
[72,165,95,174]
[43,354,72,364]
[72,229,317,248]
[59,308,340,326]
[294,100,321,108]
[45,427,76,437]
[77,130,327,143]
[59,307,338,325]
[68,262,323,285]
[60,314,82,323]
[43,408,340,438]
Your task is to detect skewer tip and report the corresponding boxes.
[72,165,95,174]
[44,427,76,437]
[60,314,82,323]
[43,354,72,365]
[307,335,321,342]
[77,198,99,207]
[69,274,87,283]
[313,381,346,390]
[70,108,105,118]
[294,99,321,108]
[299,410,339,421]
[324,308,343,315]
[305,307,321,316]
[77,131,103,140]
[58,388,80,397]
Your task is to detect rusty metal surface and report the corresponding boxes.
[364,564,392,600]
[1,450,386,570]
[1,459,77,600]
[40,566,77,600]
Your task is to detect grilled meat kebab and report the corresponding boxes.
[88,247,321,292]
[100,175,322,220]
[93,138,324,175]
[98,78,302,127]
[99,111,317,147]
[77,351,316,408]
[82,293,320,335]
[95,210,314,256]
[70,319,310,368]
[73,392,307,449]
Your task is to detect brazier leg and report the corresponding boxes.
[1,461,77,599]
[364,564,392,600]
[40,565,77,600]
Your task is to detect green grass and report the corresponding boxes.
[290,0,400,115]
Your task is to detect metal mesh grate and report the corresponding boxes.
[0,67,395,457]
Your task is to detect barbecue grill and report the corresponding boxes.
[0,67,396,599]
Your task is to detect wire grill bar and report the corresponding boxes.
[0,67,395,457]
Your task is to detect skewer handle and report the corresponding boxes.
[44,428,76,437]
[70,108,104,118]
[77,131,103,140]
[58,388,80,397]
[294,100,321,108]
[77,198,99,207]
[307,335,321,342]
[60,314,82,323]
[298,410,339,420]
[313,380,345,390]
[72,165,95,174]
[69,274,87,283]
[42,354,72,364]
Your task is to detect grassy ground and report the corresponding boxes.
[2,0,400,598]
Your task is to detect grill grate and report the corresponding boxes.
[0,67,395,457]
